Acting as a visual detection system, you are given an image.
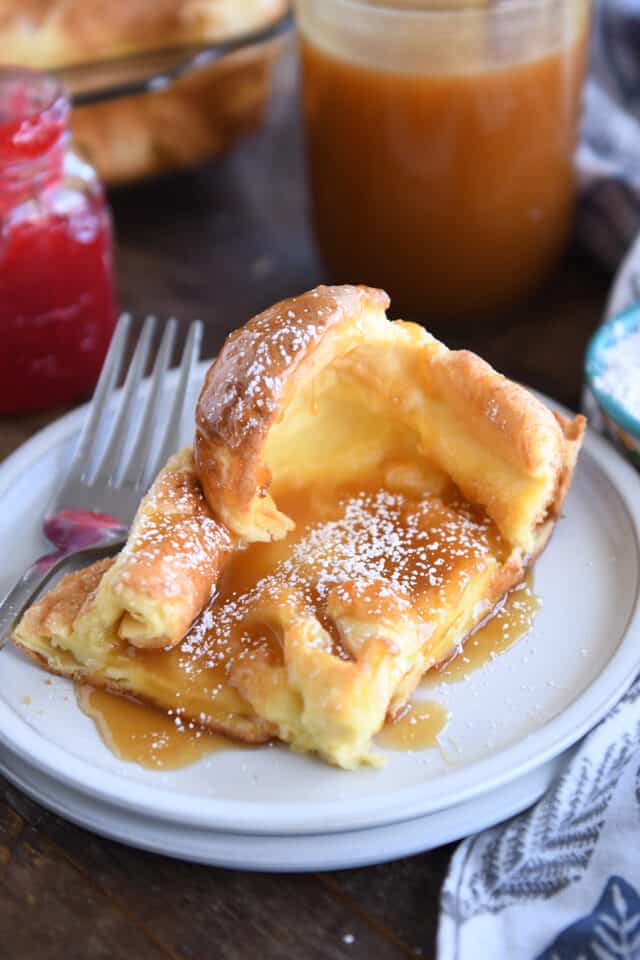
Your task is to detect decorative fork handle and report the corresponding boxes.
[0,510,127,649]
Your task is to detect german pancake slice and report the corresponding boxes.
[14,285,585,768]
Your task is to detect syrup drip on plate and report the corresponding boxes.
[377,701,449,751]
[76,685,242,770]
[430,572,540,685]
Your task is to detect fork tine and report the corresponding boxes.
[66,313,131,482]
[119,317,177,488]
[90,315,157,486]
[148,320,203,482]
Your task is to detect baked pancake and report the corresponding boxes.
[14,447,271,742]
[14,478,508,764]
[0,2,288,186]
[196,285,583,553]
[14,284,585,768]
[0,1,285,67]
[78,447,231,654]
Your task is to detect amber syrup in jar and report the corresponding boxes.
[0,68,116,413]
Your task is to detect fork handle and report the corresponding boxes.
[0,534,126,650]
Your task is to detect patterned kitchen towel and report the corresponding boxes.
[438,676,640,960]
[578,0,640,268]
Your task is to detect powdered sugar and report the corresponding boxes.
[117,465,229,594]
[178,489,500,682]
[202,288,351,448]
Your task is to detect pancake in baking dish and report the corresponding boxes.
[14,285,585,768]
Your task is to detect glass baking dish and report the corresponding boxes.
[0,8,292,186]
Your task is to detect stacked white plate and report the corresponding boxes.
[0,367,638,871]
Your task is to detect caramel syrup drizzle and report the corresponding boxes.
[76,471,539,767]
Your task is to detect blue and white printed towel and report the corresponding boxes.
[438,678,640,959]
[438,4,640,956]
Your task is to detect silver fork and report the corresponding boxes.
[0,313,203,646]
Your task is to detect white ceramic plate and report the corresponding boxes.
[0,740,569,871]
[0,366,639,840]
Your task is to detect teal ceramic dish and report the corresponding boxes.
[585,303,640,470]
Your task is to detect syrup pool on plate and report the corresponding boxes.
[429,573,540,685]
[76,685,240,771]
[376,701,449,751]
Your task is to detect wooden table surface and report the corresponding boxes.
[0,54,612,960]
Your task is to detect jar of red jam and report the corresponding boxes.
[0,68,116,414]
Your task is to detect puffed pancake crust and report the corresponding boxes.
[0,1,288,185]
[14,285,585,769]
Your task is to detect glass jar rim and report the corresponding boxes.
[0,66,67,118]
[0,67,68,161]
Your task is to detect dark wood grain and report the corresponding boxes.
[0,47,611,960]
[0,790,172,960]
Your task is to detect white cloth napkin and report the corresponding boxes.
[438,677,640,959]
[437,7,640,953]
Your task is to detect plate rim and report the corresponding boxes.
[0,742,566,872]
[1,372,639,836]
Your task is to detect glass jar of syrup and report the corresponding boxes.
[0,68,117,414]
[298,0,590,320]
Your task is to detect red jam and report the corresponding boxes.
[0,69,116,414]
